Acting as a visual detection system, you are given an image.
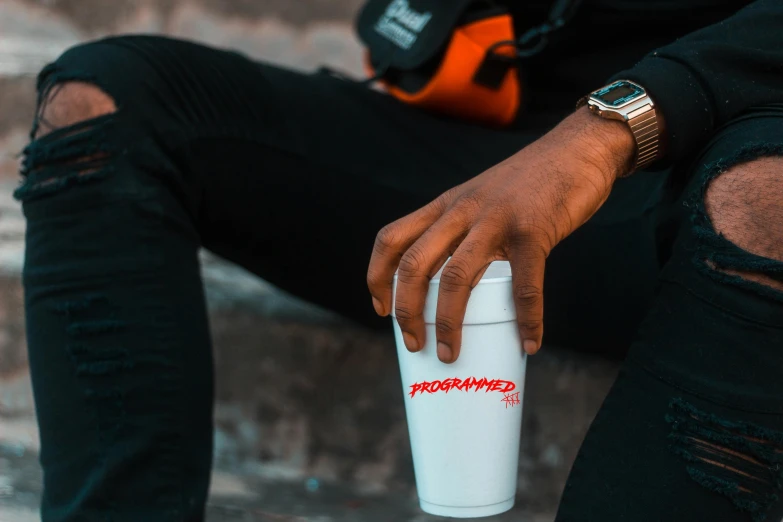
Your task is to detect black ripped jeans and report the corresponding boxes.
[15,35,783,522]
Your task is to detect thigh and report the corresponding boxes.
[556,113,783,521]
[54,34,669,351]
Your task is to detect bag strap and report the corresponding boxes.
[471,0,584,88]
[518,0,585,56]
[491,0,585,59]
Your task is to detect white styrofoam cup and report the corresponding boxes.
[392,260,526,518]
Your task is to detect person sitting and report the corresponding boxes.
[15,0,783,520]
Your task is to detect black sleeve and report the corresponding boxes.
[608,0,783,166]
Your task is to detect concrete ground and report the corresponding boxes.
[0,437,553,522]
[0,1,621,520]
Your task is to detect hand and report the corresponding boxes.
[367,107,637,362]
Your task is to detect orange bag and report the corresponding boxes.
[357,0,521,127]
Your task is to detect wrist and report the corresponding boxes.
[557,106,637,183]
[576,80,669,177]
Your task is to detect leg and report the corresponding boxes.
[555,114,783,522]
[19,74,214,522]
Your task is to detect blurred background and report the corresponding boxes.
[0,1,620,520]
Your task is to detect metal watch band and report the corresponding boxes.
[627,103,659,172]
[577,80,662,176]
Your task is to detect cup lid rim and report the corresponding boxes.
[393,260,512,285]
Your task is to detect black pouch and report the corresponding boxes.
[356,0,522,126]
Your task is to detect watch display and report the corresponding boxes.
[593,80,644,107]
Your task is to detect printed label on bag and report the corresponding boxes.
[408,377,515,398]
[374,0,433,50]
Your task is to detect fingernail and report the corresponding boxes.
[437,342,452,362]
[371,296,384,315]
[523,339,538,355]
[402,331,419,351]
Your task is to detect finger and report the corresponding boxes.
[394,210,470,352]
[367,195,451,316]
[507,238,547,355]
[434,228,499,363]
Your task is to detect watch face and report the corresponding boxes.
[592,81,644,107]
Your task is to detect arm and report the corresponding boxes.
[366,0,782,360]
[367,106,635,360]
[610,0,783,166]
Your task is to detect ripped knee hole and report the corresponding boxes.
[695,150,783,295]
[15,81,118,203]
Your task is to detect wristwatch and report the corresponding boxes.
[576,79,661,175]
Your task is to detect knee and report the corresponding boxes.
[702,154,783,292]
[32,36,150,139]
[13,37,146,202]
[30,35,160,139]
[16,71,120,202]
[34,81,117,139]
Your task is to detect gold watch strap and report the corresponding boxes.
[627,103,659,172]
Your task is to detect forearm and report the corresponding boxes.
[542,107,641,184]
[556,101,670,180]
[503,98,671,189]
